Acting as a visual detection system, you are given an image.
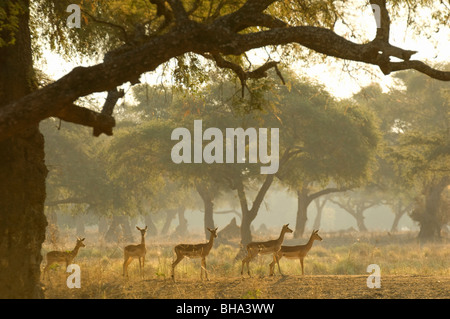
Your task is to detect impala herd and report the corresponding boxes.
[42,224,323,281]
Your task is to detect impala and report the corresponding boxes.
[241,224,293,277]
[123,226,147,278]
[43,237,85,279]
[270,229,322,275]
[171,227,218,281]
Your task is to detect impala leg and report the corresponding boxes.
[247,257,253,277]
[201,257,209,281]
[123,256,132,277]
[269,254,279,276]
[275,254,283,276]
[241,256,249,277]
[241,254,253,277]
[300,258,304,275]
[138,257,143,277]
[171,255,184,281]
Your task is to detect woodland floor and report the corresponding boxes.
[43,274,449,299]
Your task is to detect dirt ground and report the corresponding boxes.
[44,275,450,299]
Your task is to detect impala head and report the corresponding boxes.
[282,224,293,234]
[76,237,86,248]
[136,226,148,236]
[311,230,322,241]
[207,227,219,238]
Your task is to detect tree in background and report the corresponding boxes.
[356,68,450,240]
[276,79,379,238]
[329,186,384,232]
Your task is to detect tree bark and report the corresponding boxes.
[105,215,121,242]
[196,182,215,240]
[294,189,311,238]
[390,210,403,233]
[75,215,86,237]
[417,178,449,241]
[119,215,133,242]
[390,199,408,233]
[355,210,368,232]
[161,209,177,235]
[295,186,343,238]
[98,216,109,237]
[236,174,275,246]
[143,213,158,237]
[0,0,48,298]
[174,206,188,236]
[312,197,327,230]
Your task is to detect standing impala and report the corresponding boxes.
[43,237,85,279]
[123,226,147,278]
[269,229,322,276]
[171,227,218,281]
[241,224,293,277]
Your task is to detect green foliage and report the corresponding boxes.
[276,75,380,189]
[361,67,449,185]
[355,66,450,231]
[0,0,25,47]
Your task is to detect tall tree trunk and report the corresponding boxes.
[312,197,327,230]
[98,216,109,237]
[355,207,368,232]
[390,199,406,233]
[119,215,133,242]
[143,213,158,237]
[236,174,275,247]
[174,206,188,236]
[105,215,121,242]
[354,211,368,232]
[196,182,215,240]
[75,214,86,237]
[390,211,402,233]
[294,189,311,238]
[418,178,449,241]
[0,0,48,298]
[161,209,176,235]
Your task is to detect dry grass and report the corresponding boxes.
[41,230,450,299]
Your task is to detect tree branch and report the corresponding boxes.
[329,198,357,217]
[219,27,448,80]
[81,9,130,43]
[1,6,448,141]
[308,187,348,202]
[167,0,189,22]
[203,52,284,96]
[93,88,124,136]
[55,103,115,136]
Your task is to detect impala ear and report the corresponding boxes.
[144,226,148,230]
[81,238,85,241]
[136,226,141,231]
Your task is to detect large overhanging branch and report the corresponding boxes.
[0,0,448,141]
